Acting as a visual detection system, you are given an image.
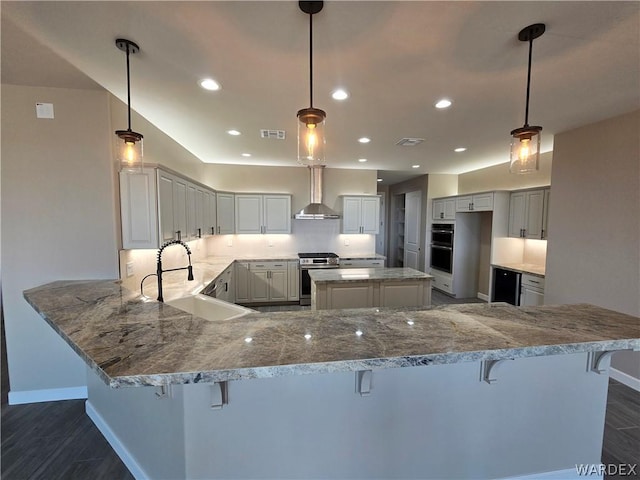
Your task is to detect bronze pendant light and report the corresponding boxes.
[297,1,326,166]
[510,23,545,174]
[115,38,144,167]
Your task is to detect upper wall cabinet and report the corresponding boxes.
[342,196,380,234]
[455,192,494,212]
[508,188,550,239]
[120,168,159,249]
[216,192,235,235]
[120,167,218,249]
[234,194,291,234]
[432,198,456,221]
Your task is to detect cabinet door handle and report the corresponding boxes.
[211,227,215,235]
[197,228,202,238]
[176,230,182,241]
[541,229,545,239]
[440,212,444,219]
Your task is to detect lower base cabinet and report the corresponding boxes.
[235,261,298,304]
[520,274,545,306]
[313,279,431,310]
[430,270,454,295]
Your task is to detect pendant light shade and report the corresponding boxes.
[114,38,144,167]
[510,24,545,174]
[297,1,326,166]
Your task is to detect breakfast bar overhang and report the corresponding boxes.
[24,280,640,480]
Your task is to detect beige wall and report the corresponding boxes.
[1,85,119,398]
[201,164,377,214]
[458,152,552,194]
[545,109,640,380]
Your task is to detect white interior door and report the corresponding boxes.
[404,190,421,270]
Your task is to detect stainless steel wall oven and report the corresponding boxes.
[430,224,454,273]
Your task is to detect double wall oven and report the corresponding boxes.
[298,252,340,306]
[430,224,454,273]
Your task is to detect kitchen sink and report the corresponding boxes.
[167,294,254,321]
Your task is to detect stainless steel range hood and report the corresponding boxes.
[295,165,341,220]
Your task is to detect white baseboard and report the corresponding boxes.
[85,400,147,480]
[477,292,489,302]
[498,467,601,480]
[610,367,640,392]
[8,385,87,405]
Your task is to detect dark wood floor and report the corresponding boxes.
[2,303,639,479]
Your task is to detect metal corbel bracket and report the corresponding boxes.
[480,359,514,384]
[211,381,229,409]
[355,370,373,396]
[587,351,616,375]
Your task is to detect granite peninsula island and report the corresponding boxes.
[24,276,640,480]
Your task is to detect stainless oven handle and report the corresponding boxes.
[431,245,452,250]
[432,229,454,233]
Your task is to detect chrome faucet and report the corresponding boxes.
[141,240,194,302]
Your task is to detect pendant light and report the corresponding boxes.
[297,1,326,166]
[114,38,144,167]
[510,24,545,174]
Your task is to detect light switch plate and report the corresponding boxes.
[126,262,134,277]
[36,103,54,119]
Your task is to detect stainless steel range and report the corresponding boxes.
[298,252,340,305]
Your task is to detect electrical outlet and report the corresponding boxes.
[344,237,350,246]
[227,237,233,247]
[126,262,134,277]
[268,238,274,247]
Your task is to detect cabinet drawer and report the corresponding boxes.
[521,274,545,290]
[250,261,287,271]
[340,259,385,268]
[430,270,453,294]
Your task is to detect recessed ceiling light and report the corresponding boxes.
[199,78,221,91]
[358,158,367,163]
[358,137,371,144]
[227,130,241,136]
[377,178,383,182]
[435,99,452,109]
[241,153,252,157]
[412,164,420,169]
[332,89,349,100]
[454,147,467,153]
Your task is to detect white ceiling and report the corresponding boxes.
[2,1,639,184]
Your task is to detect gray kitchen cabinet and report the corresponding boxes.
[340,259,385,268]
[235,194,291,234]
[509,189,548,239]
[216,192,235,234]
[120,167,217,249]
[455,192,494,212]
[287,261,300,301]
[234,262,251,303]
[432,198,456,220]
[520,274,545,306]
[249,261,288,303]
[342,196,380,234]
[209,265,235,303]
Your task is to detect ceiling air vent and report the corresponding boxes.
[260,129,286,140]
[396,137,425,147]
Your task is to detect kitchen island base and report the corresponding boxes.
[86,352,609,480]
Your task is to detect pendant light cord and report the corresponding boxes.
[524,36,533,127]
[309,12,314,108]
[125,42,132,132]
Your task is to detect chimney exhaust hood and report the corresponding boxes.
[295,165,340,220]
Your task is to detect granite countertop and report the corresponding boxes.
[492,263,546,277]
[309,267,432,284]
[24,280,639,389]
